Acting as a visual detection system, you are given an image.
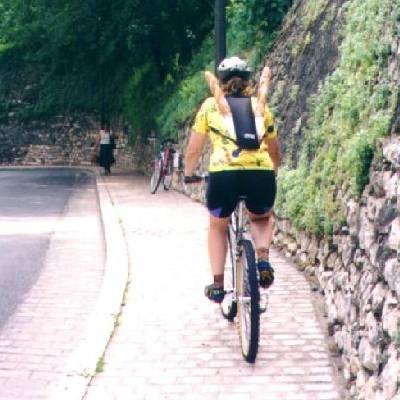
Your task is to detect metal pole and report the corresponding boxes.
[215,0,226,72]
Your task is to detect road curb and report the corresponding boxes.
[51,169,129,400]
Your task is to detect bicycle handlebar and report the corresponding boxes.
[183,174,208,184]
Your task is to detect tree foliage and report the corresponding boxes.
[0,0,292,136]
[0,0,213,123]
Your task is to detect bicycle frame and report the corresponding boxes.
[227,200,268,309]
[227,199,247,304]
[161,147,173,175]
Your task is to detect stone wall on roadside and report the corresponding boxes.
[0,116,136,169]
[273,133,400,400]
[271,30,400,400]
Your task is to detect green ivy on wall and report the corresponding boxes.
[275,0,398,237]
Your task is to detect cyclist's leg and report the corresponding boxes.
[208,215,230,282]
[248,210,275,288]
[241,170,276,287]
[248,210,274,252]
[205,171,237,302]
[239,169,276,245]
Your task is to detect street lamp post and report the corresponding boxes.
[215,0,226,71]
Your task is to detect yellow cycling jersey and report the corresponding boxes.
[192,97,278,172]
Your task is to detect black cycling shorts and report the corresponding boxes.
[206,170,276,218]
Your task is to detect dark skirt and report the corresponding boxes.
[99,144,115,168]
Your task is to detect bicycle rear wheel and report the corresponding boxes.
[237,239,260,363]
[150,158,163,194]
[163,157,173,190]
[220,225,237,321]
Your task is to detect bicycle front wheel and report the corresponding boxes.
[163,157,173,190]
[150,158,163,194]
[237,239,260,363]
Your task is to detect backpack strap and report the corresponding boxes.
[209,126,238,145]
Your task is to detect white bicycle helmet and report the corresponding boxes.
[217,56,251,82]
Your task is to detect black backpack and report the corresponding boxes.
[225,96,259,150]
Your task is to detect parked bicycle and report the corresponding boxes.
[149,138,179,194]
[185,174,268,363]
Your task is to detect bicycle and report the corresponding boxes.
[150,138,178,194]
[184,175,268,363]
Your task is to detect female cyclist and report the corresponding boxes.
[184,56,281,303]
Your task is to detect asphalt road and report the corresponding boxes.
[0,167,95,329]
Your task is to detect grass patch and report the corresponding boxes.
[95,356,105,373]
[302,0,330,29]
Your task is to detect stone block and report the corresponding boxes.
[388,217,400,252]
[365,312,383,346]
[382,306,400,340]
[349,351,361,377]
[341,239,356,267]
[359,207,377,253]
[287,241,298,254]
[381,350,400,400]
[371,283,386,316]
[382,136,400,169]
[355,368,368,394]
[347,199,360,237]
[325,252,337,270]
[334,290,349,324]
[358,337,381,372]
[383,258,400,295]
[368,171,385,197]
[297,252,308,270]
[377,198,398,227]
[366,196,386,222]
[365,375,380,400]
[308,236,320,263]
[333,271,348,290]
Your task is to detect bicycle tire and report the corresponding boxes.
[220,226,238,321]
[237,239,260,363]
[150,158,163,194]
[163,157,173,190]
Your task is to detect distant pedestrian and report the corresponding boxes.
[93,125,114,175]
[107,124,118,167]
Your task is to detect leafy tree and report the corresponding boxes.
[0,0,213,123]
[0,0,291,135]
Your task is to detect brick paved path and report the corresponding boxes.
[0,173,105,400]
[85,172,343,400]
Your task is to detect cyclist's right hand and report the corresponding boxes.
[184,174,204,184]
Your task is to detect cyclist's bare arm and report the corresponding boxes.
[265,136,281,172]
[256,66,272,116]
[184,131,208,176]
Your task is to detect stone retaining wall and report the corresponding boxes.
[270,32,400,400]
[273,134,400,400]
[0,117,136,169]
